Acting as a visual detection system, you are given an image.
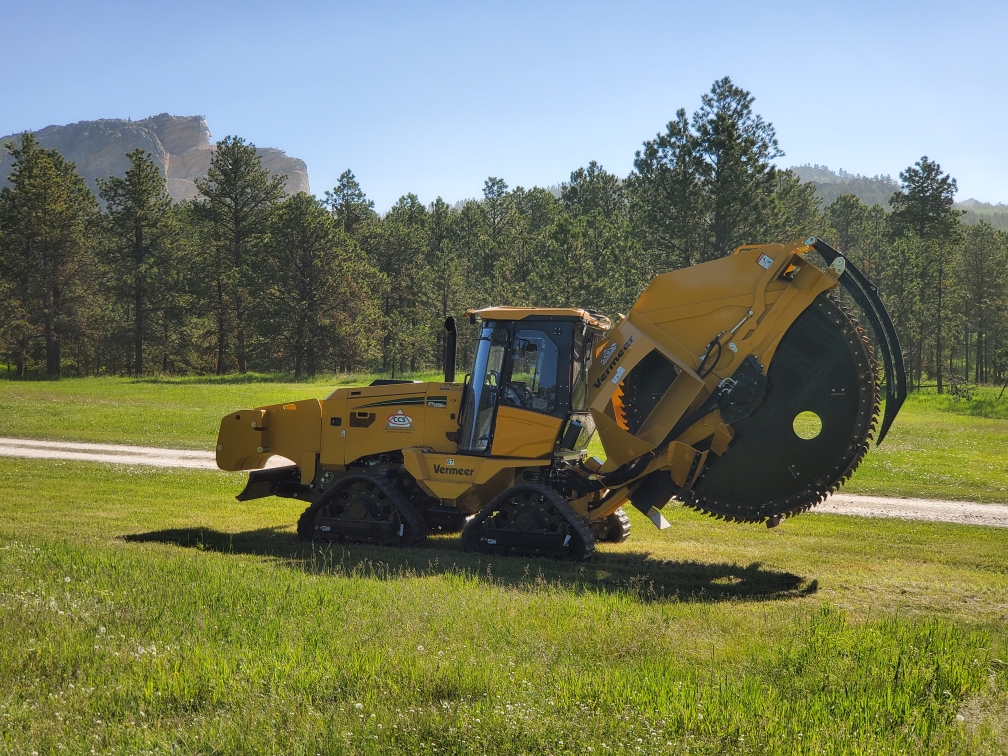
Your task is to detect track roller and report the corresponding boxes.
[462,483,595,561]
[297,474,425,547]
[590,507,632,543]
[605,507,632,543]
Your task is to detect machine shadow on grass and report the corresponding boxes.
[122,527,817,604]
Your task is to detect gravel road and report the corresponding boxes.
[0,437,289,470]
[1,436,1005,528]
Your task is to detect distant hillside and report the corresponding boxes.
[955,198,1008,231]
[791,164,899,208]
[0,114,310,202]
[792,164,1008,230]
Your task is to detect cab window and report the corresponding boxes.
[503,329,558,414]
[571,328,594,411]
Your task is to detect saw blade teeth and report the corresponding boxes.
[677,295,881,525]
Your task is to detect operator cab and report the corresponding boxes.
[457,307,611,457]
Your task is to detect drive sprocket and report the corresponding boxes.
[685,293,879,523]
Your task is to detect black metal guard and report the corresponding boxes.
[444,316,457,383]
[236,465,313,502]
[807,237,907,444]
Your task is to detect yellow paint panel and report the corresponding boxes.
[425,481,476,500]
[421,383,464,452]
[667,442,700,488]
[468,306,611,330]
[490,406,563,458]
[710,423,734,456]
[593,408,654,471]
[268,400,322,483]
[320,395,348,468]
[635,369,705,446]
[216,409,267,470]
[403,448,548,507]
[344,388,426,463]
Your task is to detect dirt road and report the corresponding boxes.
[1,436,1005,528]
[814,493,1008,528]
[0,437,289,470]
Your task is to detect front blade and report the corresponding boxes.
[687,294,879,523]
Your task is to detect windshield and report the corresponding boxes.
[457,322,509,453]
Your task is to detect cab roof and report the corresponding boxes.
[467,306,611,330]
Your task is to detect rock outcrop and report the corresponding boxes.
[0,114,309,201]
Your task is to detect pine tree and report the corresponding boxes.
[890,157,963,392]
[693,77,782,260]
[629,108,704,271]
[98,149,174,375]
[324,170,377,237]
[260,193,377,378]
[193,136,286,374]
[0,133,98,377]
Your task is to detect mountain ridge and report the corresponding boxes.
[790,164,1008,230]
[0,114,310,202]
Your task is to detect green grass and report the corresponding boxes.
[1,458,1007,754]
[2,376,1008,502]
[0,372,440,450]
[1,377,1007,751]
[840,388,1008,502]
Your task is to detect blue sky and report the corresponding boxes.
[2,1,1005,210]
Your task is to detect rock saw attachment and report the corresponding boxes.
[215,238,906,557]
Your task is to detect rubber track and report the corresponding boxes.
[606,508,632,543]
[463,483,597,561]
[296,473,427,546]
[682,296,881,524]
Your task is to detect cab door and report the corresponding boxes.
[457,323,510,454]
[490,327,565,458]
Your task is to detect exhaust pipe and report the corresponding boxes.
[443,317,457,383]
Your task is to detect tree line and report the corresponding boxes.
[1,77,1005,392]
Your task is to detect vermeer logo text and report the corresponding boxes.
[434,464,474,476]
[593,335,634,388]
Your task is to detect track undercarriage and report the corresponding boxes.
[290,463,630,560]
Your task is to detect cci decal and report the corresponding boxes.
[386,409,413,429]
[599,343,617,364]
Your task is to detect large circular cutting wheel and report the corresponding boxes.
[688,294,879,523]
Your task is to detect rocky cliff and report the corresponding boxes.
[0,114,310,201]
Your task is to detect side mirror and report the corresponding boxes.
[515,338,538,359]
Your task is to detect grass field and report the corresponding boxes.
[0,373,401,450]
[1,375,1007,502]
[0,457,1006,754]
[1,376,1007,753]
